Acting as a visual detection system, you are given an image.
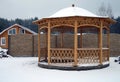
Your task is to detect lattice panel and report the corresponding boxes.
[77,49,99,64]
[40,23,48,28]
[50,20,75,27]
[77,18,101,27]
[50,49,74,64]
[102,49,109,62]
[103,20,109,28]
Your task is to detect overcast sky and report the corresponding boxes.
[0,0,120,19]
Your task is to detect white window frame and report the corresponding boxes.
[8,28,16,35]
[19,28,25,34]
[1,37,6,46]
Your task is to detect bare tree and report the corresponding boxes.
[106,4,113,18]
[98,2,107,16]
[98,2,113,18]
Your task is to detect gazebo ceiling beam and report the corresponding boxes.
[39,26,48,30]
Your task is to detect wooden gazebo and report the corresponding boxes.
[34,5,115,67]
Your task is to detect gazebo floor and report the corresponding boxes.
[38,61,109,71]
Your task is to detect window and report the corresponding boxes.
[8,28,16,35]
[1,37,6,46]
[19,28,25,34]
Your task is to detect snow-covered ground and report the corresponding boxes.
[0,57,120,82]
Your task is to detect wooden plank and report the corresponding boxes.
[38,28,41,62]
[45,29,48,61]
[48,21,51,65]
[51,48,73,50]
[74,20,78,66]
[99,20,103,65]
[77,48,99,50]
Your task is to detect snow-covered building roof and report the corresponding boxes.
[0,24,37,35]
[49,6,106,18]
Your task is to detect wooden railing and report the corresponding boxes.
[50,48,109,65]
[77,48,100,64]
[50,48,74,64]
[102,48,109,62]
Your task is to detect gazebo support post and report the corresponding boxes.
[107,29,110,61]
[74,20,78,66]
[48,21,51,65]
[45,29,48,61]
[38,28,41,62]
[99,20,103,65]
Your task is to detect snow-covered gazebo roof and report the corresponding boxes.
[34,5,115,24]
[48,4,110,19]
[49,6,100,18]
